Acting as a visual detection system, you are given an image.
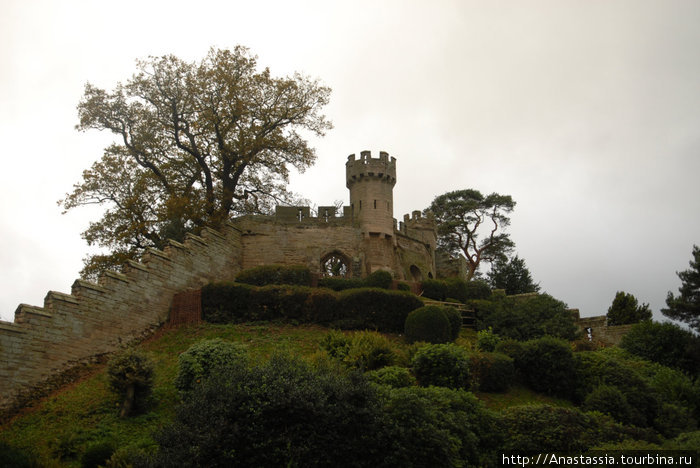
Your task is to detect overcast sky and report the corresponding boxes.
[1,0,699,323]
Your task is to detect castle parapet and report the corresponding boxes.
[345,150,396,188]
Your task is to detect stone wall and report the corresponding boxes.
[575,315,634,347]
[0,223,243,417]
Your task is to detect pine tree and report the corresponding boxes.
[662,245,700,333]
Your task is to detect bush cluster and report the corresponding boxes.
[106,348,154,417]
[202,282,423,332]
[469,352,515,392]
[404,305,461,343]
[513,336,579,399]
[235,264,312,286]
[421,278,491,302]
[621,320,700,375]
[317,269,394,291]
[365,365,416,388]
[411,343,471,389]
[156,352,500,467]
[175,339,247,395]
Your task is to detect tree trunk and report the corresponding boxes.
[120,383,135,418]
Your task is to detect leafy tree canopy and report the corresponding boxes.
[426,189,516,281]
[61,46,332,279]
[662,245,700,333]
[487,255,540,295]
[606,291,652,326]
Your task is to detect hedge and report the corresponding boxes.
[202,283,423,332]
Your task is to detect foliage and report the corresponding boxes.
[404,306,453,344]
[61,47,332,278]
[411,343,471,389]
[476,293,580,341]
[421,278,490,302]
[486,255,540,295]
[442,306,463,341]
[342,331,396,371]
[201,282,422,332]
[381,386,501,468]
[365,366,416,388]
[606,291,652,325]
[469,352,516,392]
[515,336,579,399]
[235,264,312,286]
[620,320,700,374]
[155,353,386,467]
[663,245,700,333]
[364,269,394,289]
[420,278,449,301]
[0,441,37,468]
[106,348,154,418]
[426,189,516,280]
[174,338,247,395]
[316,276,365,291]
[582,385,636,425]
[499,405,656,453]
[319,329,351,359]
[81,441,116,468]
[476,327,500,352]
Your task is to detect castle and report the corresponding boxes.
[0,150,437,416]
[236,150,437,281]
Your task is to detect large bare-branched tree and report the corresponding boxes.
[61,47,332,279]
[427,189,516,281]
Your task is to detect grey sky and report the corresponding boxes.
[1,0,699,322]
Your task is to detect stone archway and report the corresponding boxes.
[409,265,423,282]
[321,251,351,277]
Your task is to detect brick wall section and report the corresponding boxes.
[0,223,243,416]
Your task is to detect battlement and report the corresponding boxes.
[274,205,352,224]
[346,150,397,188]
[401,210,435,229]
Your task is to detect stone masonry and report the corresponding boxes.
[0,150,437,416]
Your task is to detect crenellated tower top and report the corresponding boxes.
[345,150,396,189]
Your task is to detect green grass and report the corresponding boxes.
[0,322,574,467]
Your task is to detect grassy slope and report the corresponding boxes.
[0,322,568,467]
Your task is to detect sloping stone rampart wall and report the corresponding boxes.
[0,223,243,416]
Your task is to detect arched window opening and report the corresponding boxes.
[321,252,350,277]
[410,265,423,282]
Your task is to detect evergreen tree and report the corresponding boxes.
[662,245,700,333]
[606,291,652,326]
[487,255,540,295]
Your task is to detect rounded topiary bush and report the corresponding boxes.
[469,352,515,392]
[365,365,416,388]
[175,339,247,395]
[442,306,463,341]
[411,343,470,389]
[583,385,634,424]
[364,269,393,289]
[404,306,453,344]
[517,336,579,399]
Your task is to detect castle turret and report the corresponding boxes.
[346,150,396,238]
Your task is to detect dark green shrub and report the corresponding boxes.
[621,320,700,374]
[0,442,36,468]
[576,350,662,426]
[317,276,365,291]
[404,306,453,344]
[247,285,313,321]
[583,385,635,424]
[235,264,312,286]
[654,403,698,439]
[336,288,423,332]
[107,348,154,417]
[421,278,448,301]
[201,282,254,323]
[396,282,411,291]
[499,405,655,453]
[462,279,491,300]
[411,343,471,389]
[365,365,416,388]
[469,352,515,392]
[494,338,525,359]
[665,430,700,450]
[516,336,579,399]
[381,386,501,467]
[155,353,387,467]
[342,331,396,371]
[476,327,500,352]
[303,287,340,324]
[81,442,115,468]
[478,294,579,341]
[442,306,462,341]
[319,329,351,359]
[175,339,247,395]
[364,269,393,289]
